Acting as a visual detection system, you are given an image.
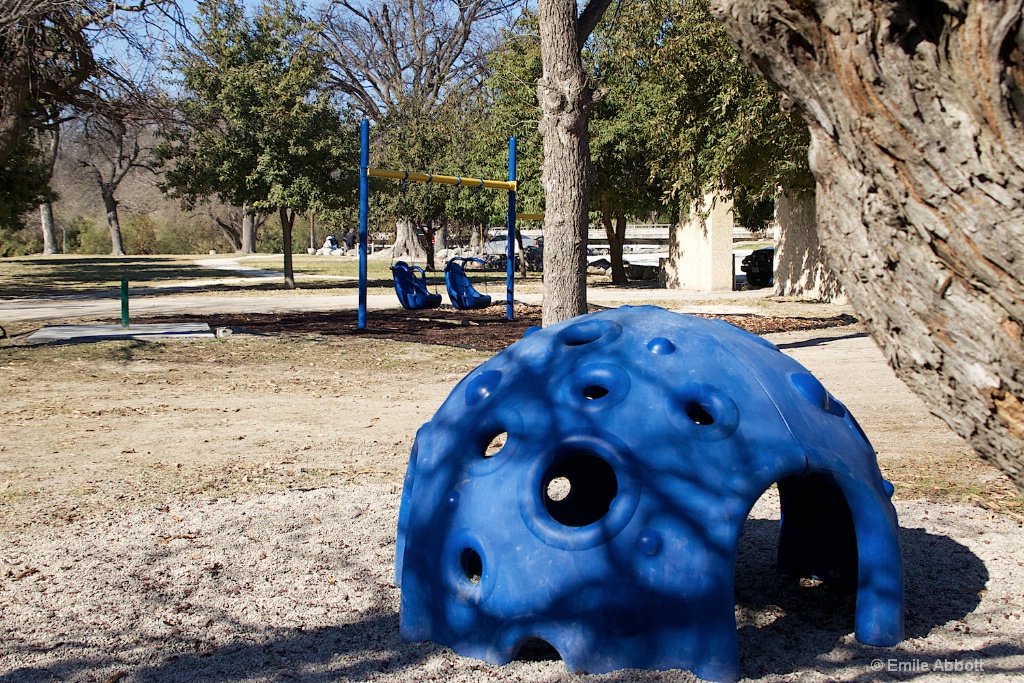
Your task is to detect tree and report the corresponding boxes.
[0,134,53,255]
[159,0,263,252]
[161,0,356,283]
[586,15,669,285]
[0,0,179,167]
[712,0,1024,494]
[35,117,61,255]
[322,0,515,261]
[67,88,161,255]
[535,0,614,325]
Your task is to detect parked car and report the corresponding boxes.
[741,247,775,288]
[483,233,538,255]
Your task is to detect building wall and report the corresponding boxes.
[662,194,734,291]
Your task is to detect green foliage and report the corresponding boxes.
[483,1,812,223]
[256,212,309,254]
[480,12,544,218]
[616,0,812,206]
[586,16,666,220]
[159,0,359,220]
[0,134,52,256]
[78,218,112,254]
[121,214,159,255]
[153,213,233,254]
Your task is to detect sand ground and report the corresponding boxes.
[1,274,1022,683]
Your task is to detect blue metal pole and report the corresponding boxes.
[358,119,369,329]
[506,137,516,321]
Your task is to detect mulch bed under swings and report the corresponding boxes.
[135,305,859,352]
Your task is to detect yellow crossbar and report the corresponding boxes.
[515,213,545,221]
[368,168,516,192]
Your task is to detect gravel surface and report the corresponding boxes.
[2,483,1022,683]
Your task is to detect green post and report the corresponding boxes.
[120,278,129,328]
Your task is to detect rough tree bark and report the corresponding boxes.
[469,223,482,254]
[393,219,427,263]
[774,191,845,302]
[712,0,1024,494]
[35,120,60,254]
[537,0,613,326]
[40,202,58,254]
[601,199,628,284]
[102,189,125,256]
[241,202,259,253]
[279,207,295,289]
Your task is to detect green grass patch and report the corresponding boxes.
[246,254,523,292]
[0,255,261,297]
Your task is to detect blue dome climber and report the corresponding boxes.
[395,306,904,683]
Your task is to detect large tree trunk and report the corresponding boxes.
[434,220,448,253]
[242,202,258,253]
[393,219,427,262]
[538,0,592,326]
[40,202,58,255]
[713,0,1024,494]
[470,223,483,254]
[213,216,242,252]
[279,207,295,289]
[601,199,628,285]
[103,190,125,256]
[774,191,845,302]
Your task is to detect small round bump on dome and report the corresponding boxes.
[791,373,829,411]
[559,319,623,347]
[446,491,460,508]
[636,528,663,556]
[466,370,502,406]
[647,337,676,355]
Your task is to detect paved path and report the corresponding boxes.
[0,278,775,323]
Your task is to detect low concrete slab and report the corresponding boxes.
[26,323,215,344]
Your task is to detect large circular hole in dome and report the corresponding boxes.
[685,401,716,426]
[546,476,571,501]
[542,453,618,527]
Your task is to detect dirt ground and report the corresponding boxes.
[1,299,1022,682]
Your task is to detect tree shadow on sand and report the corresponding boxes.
[734,518,1022,680]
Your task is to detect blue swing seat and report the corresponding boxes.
[392,261,442,310]
[444,258,492,310]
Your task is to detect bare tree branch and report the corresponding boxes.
[576,0,615,44]
[322,0,514,120]
[0,0,183,166]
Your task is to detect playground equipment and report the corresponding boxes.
[358,119,517,328]
[392,261,442,310]
[395,306,904,683]
[444,258,492,310]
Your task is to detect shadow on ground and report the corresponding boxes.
[119,310,860,353]
[3,519,1014,683]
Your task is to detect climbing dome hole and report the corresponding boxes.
[583,384,609,400]
[546,476,571,501]
[483,431,507,457]
[542,453,618,527]
[514,638,562,662]
[685,401,716,426]
[460,548,483,584]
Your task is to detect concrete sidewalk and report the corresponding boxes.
[0,286,775,323]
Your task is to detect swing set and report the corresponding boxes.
[356,119,518,329]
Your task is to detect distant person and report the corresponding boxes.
[323,234,340,251]
[343,228,356,250]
